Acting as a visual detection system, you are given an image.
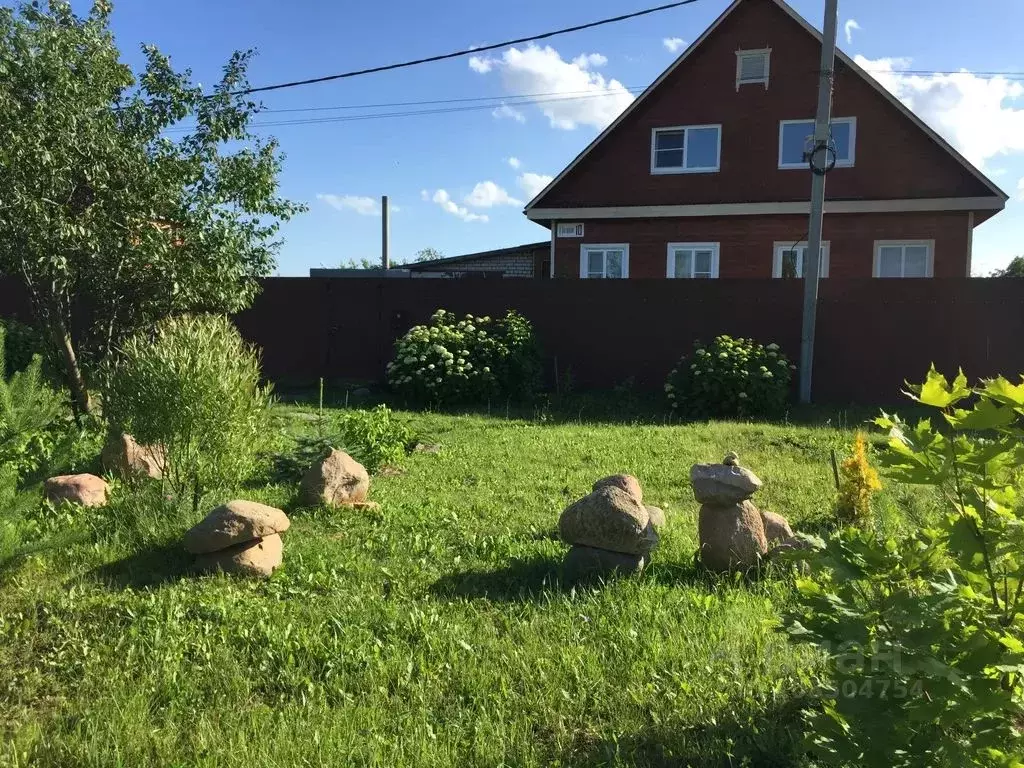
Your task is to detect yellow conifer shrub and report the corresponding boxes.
[837,432,882,524]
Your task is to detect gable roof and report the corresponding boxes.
[524,0,1007,211]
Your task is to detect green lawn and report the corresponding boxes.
[0,404,933,767]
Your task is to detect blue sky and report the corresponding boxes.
[95,0,1024,275]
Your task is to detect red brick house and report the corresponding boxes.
[524,0,1007,280]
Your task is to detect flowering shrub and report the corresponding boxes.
[387,309,541,404]
[664,335,793,418]
[837,431,882,524]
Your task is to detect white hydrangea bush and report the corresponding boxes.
[387,309,540,404]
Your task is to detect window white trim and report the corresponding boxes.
[666,242,720,278]
[580,244,629,279]
[873,240,935,278]
[772,241,830,278]
[778,117,857,169]
[650,124,722,175]
[735,48,771,90]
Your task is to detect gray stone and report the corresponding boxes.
[592,474,643,503]
[760,510,794,546]
[690,463,763,505]
[559,486,658,555]
[195,534,283,578]
[645,504,666,529]
[101,433,164,480]
[184,499,290,554]
[44,473,109,507]
[698,500,768,573]
[299,449,370,507]
[562,544,646,582]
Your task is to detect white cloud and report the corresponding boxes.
[663,37,686,53]
[420,189,488,223]
[517,172,554,199]
[468,43,634,130]
[464,181,522,208]
[492,103,526,123]
[507,156,522,169]
[317,194,380,216]
[855,55,1024,170]
[843,19,861,45]
[468,55,492,74]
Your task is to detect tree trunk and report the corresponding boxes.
[58,325,92,417]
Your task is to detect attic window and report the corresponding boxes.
[736,49,770,89]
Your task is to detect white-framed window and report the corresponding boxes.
[778,117,856,169]
[667,242,720,278]
[736,49,771,89]
[580,244,629,279]
[651,125,722,174]
[873,240,934,278]
[772,241,830,278]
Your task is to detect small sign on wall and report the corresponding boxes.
[556,222,584,238]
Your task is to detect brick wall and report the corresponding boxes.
[553,211,971,278]
[413,253,535,277]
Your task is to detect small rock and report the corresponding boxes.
[412,442,441,454]
[44,473,109,507]
[184,499,290,554]
[299,449,370,507]
[698,500,768,572]
[645,504,666,529]
[195,534,283,578]
[760,510,794,546]
[559,486,658,556]
[592,474,642,503]
[563,544,646,583]
[722,451,739,467]
[690,463,763,505]
[101,433,163,480]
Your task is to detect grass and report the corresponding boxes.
[0,402,934,767]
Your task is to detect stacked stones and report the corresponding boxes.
[299,449,377,510]
[692,452,797,572]
[184,500,289,577]
[559,474,665,582]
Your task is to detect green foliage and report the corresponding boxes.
[665,335,793,419]
[387,309,541,405]
[102,315,273,511]
[783,366,1024,766]
[0,1,304,413]
[0,318,44,377]
[0,325,66,480]
[990,256,1024,278]
[836,432,883,525]
[271,405,413,481]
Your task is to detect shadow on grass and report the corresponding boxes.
[558,695,806,767]
[88,540,195,589]
[430,554,567,603]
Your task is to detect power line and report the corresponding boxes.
[232,0,703,96]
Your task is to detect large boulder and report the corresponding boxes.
[184,499,290,554]
[299,449,370,507]
[760,510,794,546]
[44,474,109,507]
[698,500,768,572]
[195,534,283,578]
[101,433,163,480]
[690,463,763,506]
[592,474,643,504]
[563,544,646,583]
[559,486,658,556]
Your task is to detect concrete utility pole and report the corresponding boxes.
[381,195,391,269]
[798,0,840,404]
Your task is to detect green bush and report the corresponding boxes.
[0,318,43,377]
[102,315,273,512]
[272,405,413,481]
[782,367,1024,766]
[387,310,541,405]
[665,335,792,419]
[0,324,66,480]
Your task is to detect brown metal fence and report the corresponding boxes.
[4,276,1023,403]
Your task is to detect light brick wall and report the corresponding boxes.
[414,253,535,278]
